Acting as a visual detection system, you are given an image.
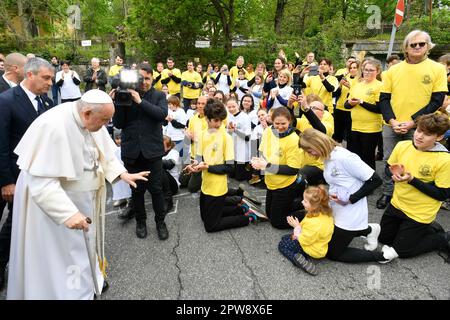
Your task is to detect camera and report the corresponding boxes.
[292,84,301,96]
[111,69,144,107]
[308,65,319,76]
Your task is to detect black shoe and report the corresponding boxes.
[156,222,169,240]
[0,264,6,291]
[376,195,391,209]
[118,207,135,221]
[136,221,147,239]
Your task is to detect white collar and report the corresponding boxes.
[2,74,17,88]
[19,81,37,104]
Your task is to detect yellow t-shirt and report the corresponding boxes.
[295,110,334,137]
[299,213,334,258]
[153,70,163,91]
[161,68,182,95]
[187,113,208,158]
[304,75,339,112]
[381,59,447,123]
[259,128,302,190]
[230,66,250,81]
[349,80,383,133]
[388,141,450,224]
[335,76,359,111]
[108,64,123,77]
[181,71,202,99]
[335,68,349,78]
[198,128,234,197]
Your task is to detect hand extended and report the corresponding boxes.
[64,212,90,231]
[329,194,349,206]
[287,216,300,228]
[251,157,267,170]
[120,171,150,188]
[1,183,15,202]
[391,170,413,183]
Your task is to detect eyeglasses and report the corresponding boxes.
[409,42,427,48]
[363,69,377,73]
[311,106,324,112]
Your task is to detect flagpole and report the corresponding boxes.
[387,24,397,59]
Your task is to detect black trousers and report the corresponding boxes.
[0,201,13,268]
[200,192,249,233]
[332,109,351,143]
[162,170,179,202]
[379,204,448,258]
[266,181,304,229]
[327,225,384,263]
[230,162,252,181]
[123,153,166,224]
[347,130,381,170]
[183,97,195,112]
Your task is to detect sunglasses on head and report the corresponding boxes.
[409,42,427,48]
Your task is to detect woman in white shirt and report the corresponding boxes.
[226,97,252,181]
[55,61,81,103]
[266,68,293,110]
[213,64,232,96]
[240,94,258,129]
[299,128,395,263]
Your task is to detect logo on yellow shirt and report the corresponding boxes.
[418,164,432,177]
[366,88,375,96]
[422,75,431,85]
[275,149,283,157]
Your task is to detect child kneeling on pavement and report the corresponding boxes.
[278,185,334,275]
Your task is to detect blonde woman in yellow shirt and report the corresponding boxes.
[345,58,383,170]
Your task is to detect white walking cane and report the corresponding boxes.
[83,217,101,297]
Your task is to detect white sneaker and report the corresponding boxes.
[364,223,381,251]
[379,245,399,264]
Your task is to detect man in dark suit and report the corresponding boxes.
[0,57,54,290]
[112,63,169,240]
[0,53,27,251]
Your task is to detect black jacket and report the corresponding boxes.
[0,76,11,94]
[0,85,54,187]
[84,67,108,92]
[113,87,168,161]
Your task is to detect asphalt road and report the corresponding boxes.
[1,161,450,301]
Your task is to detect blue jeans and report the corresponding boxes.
[51,84,59,105]
[278,234,306,264]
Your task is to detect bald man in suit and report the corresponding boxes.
[0,57,54,290]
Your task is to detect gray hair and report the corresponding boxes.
[24,57,53,75]
[91,57,100,64]
[402,30,435,58]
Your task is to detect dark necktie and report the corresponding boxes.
[35,96,45,115]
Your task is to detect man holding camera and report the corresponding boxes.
[111,63,169,240]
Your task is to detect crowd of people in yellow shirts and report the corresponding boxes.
[110,29,450,276]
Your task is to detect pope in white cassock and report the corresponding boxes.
[7,89,149,300]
